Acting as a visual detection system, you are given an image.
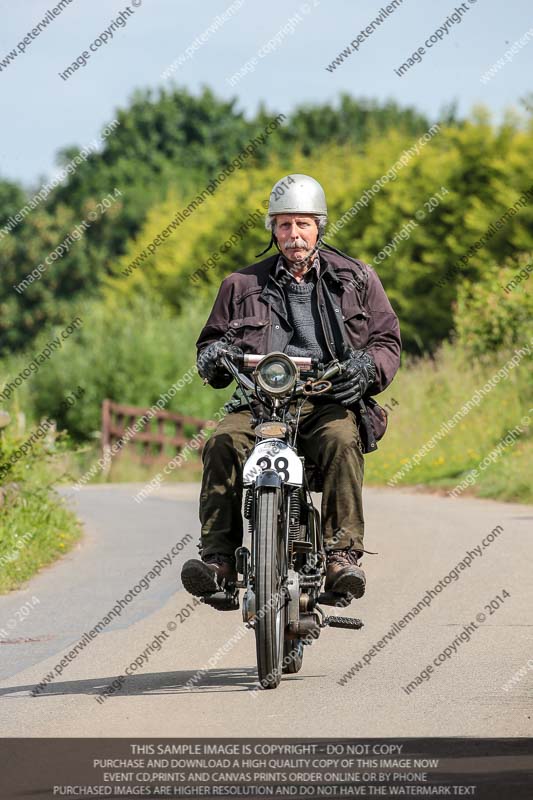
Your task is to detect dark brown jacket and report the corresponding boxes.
[196,249,401,398]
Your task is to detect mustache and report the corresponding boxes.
[285,239,309,249]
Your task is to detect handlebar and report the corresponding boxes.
[240,352,343,383]
[242,353,316,372]
[214,350,344,397]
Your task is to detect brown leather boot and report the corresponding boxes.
[324,548,366,599]
[181,553,237,597]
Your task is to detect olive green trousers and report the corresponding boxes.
[198,398,365,558]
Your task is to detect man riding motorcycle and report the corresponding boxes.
[181,174,401,605]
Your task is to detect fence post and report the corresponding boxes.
[101,399,112,478]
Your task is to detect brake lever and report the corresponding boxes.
[219,352,255,392]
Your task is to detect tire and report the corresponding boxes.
[282,638,304,674]
[254,486,286,689]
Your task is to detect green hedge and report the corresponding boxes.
[0,418,81,593]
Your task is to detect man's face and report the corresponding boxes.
[274,214,318,265]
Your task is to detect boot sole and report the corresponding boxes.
[327,573,366,599]
[181,560,219,596]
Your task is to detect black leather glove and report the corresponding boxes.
[324,348,376,406]
[197,340,243,388]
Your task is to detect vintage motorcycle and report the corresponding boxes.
[204,348,363,690]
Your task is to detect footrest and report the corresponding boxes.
[202,590,239,611]
[325,615,364,630]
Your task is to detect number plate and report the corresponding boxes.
[243,439,303,486]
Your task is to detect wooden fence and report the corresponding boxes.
[101,399,209,467]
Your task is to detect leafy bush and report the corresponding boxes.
[26,293,233,441]
[453,253,533,356]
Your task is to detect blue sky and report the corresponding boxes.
[1,0,532,187]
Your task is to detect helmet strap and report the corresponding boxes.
[255,233,275,258]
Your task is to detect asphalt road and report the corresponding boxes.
[0,483,531,737]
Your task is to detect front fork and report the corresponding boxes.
[239,478,323,641]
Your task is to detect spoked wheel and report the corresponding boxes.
[254,485,287,689]
[282,638,304,674]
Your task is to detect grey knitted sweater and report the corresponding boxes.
[283,277,330,361]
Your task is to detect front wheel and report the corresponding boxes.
[254,485,286,689]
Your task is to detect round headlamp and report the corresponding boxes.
[254,352,298,397]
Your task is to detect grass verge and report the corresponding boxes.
[0,425,82,594]
[365,342,532,503]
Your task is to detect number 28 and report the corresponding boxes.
[257,456,289,481]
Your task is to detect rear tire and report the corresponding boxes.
[282,638,304,673]
[254,486,286,689]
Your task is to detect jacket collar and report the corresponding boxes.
[273,253,320,286]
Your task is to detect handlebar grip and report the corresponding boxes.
[320,361,343,381]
